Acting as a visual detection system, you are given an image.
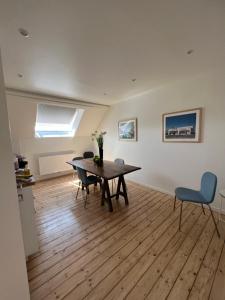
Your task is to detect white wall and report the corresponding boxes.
[0,54,30,299]
[7,94,108,179]
[100,70,225,209]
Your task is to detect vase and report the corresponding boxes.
[99,147,103,164]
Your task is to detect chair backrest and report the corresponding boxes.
[76,167,88,185]
[114,158,125,166]
[72,156,83,170]
[200,172,217,203]
[83,151,94,159]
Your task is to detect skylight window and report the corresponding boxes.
[35,104,84,138]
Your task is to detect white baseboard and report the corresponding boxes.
[36,170,74,182]
[128,179,174,197]
[211,206,225,215]
[36,174,225,216]
[127,179,225,215]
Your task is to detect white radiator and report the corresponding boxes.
[38,152,75,175]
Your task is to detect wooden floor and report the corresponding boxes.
[27,175,225,300]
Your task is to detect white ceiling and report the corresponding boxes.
[0,0,225,105]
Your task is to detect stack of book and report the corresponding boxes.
[15,169,33,184]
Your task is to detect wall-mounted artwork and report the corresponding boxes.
[162,108,202,142]
[118,118,137,141]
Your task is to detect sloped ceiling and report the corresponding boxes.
[6,93,107,139]
[0,0,225,104]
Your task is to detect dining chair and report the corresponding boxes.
[72,156,83,170]
[114,158,125,165]
[112,158,125,192]
[71,156,83,182]
[83,151,94,159]
[174,171,220,237]
[76,167,102,208]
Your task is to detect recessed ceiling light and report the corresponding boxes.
[17,73,23,78]
[18,28,30,38]
[187,49,194,55]
[131,78,136,82]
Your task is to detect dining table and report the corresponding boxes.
[67,159,141,212]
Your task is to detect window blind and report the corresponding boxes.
[36,104,76,125]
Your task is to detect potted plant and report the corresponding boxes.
[91,131,107,165]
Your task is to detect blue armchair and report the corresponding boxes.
[174,172,220,237]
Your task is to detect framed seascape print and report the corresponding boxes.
[162,108,202,143]
[118,118,137,141]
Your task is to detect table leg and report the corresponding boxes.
[116,176,122,200]
[121,175,129,205]
[104,179,113,212]
[101,180,105,206]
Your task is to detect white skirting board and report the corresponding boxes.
[127,179,225,215]
[38,152,75,176]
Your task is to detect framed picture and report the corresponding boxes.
[118,118,137,141]
[162,108,202,143]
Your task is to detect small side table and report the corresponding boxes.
[219,190,225,222]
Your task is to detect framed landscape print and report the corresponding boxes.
[118,118,137,141]
[162,108,202,143]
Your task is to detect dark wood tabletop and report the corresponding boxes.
[67,159,141,180]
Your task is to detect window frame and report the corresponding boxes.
[34,103,84,139]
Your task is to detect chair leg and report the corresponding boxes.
[94,182,97,192]
[112,180,113,193]
[201,204,206,215]
[86,186,90,194]
[179,201,183,231]
[84,188,88,208]
[76,181,81,199]
[173,196,176,211]
[208,205,220,238]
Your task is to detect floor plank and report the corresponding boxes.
[29,191,162,284]
[82,204,195,300]
[166,220,216,299]
[31,194,170,299]
[27,175,224,300]
[188,232,224,300]
[123,208,208,300]
[209,241,225,300]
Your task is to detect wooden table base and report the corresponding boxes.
[101,175,128,212]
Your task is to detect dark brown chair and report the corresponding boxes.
[83,151,94,159]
